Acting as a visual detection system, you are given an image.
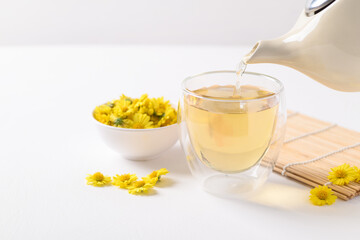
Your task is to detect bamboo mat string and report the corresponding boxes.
[284,123,337,144]
[282,142,360,176]
[276,111,360,200]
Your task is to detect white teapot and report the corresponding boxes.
[244,0,360,92]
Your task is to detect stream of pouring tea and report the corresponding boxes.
[235,60,247,95]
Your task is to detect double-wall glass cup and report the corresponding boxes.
[178,71,286,197]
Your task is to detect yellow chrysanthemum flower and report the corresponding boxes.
[142,168,169,184]
[93,94,177,129]
[96,104,112,114]
[127,180,154,195]
[109,115,133,128]
[156,108,177,127]
[86,172,112,187]
[111,104,128,119]
[353,166,360,182]
[151,97,168,116]
[327,163,356,185]
[112,173,138,188]
[130,113,153,129]
[309,185,337,206]
[93,105,112,124]
[135,94,155,116]
[118,96,132,112]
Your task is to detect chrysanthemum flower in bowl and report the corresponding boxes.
[93,94,178,160]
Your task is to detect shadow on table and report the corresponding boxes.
[207,178,358,216]
[121,143,191,176]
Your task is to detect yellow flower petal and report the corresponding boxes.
[142,168,169,184]
[309,185,337,206]
[112,173,138,188]
[327,163,356,185]
[353,166,360,182]
[127,180,154,195]
[86,172,112,187]
[130,113,153,129]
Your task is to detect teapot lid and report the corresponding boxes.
[305,0,336,16]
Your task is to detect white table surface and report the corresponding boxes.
[1,45,360,240]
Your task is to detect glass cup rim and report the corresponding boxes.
[181,70,284,103]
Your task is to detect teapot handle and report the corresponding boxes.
[305,0,336,16]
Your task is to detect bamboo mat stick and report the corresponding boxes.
[274,111,360,201]
[274,166,350,200]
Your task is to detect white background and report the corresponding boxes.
[1,0,360,239]
[0,0,304,45]
[1,45,360,240]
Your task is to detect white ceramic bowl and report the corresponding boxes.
[92,112,179,160]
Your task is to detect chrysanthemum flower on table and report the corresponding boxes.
[86,172,112,187]
[93,94,177,129]
[112,173,138,188]
[309,185,337,206]
[142,168,169,184]
[327,163,356,186]
[127,180,155,195]
[86,168,170,195]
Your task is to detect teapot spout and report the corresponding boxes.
[243,39,291,65]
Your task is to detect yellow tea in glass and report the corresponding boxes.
[185,84,277,173]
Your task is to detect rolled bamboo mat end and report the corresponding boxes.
[275,111,360,201]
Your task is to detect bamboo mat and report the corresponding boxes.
[274,111,360,201]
